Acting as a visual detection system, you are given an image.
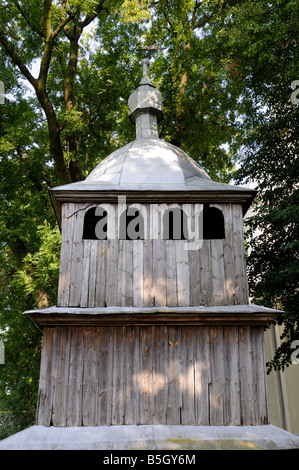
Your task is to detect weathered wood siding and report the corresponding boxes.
[58,202,248,307]
[37,325,268,427]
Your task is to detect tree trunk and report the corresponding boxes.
[36,86,72,185]
[64,35,82,182]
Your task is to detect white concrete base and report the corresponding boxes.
[0,425,299,450]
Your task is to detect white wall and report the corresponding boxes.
[265,325,299,435]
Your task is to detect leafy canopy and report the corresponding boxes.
[0,0,298,436]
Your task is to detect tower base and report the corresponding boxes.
[1,425,299,450]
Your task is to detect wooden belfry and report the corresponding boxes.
[26,59,279,430]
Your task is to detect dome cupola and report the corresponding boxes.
[50,58,255,219]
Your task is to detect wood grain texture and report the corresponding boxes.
[57,203,74,306]
[36,326,55,426]
[66,327,84,426]
[58,202,249,309]
[37,325,268,427]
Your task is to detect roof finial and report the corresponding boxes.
[137,45,159,86]
[140,57,152,85]
[128,49,163,139]
[138,44,160,60]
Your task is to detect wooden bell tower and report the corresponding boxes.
[25,59,280,434]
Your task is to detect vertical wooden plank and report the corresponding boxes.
[112,327,125,424]
[232,204,249,304]
[88,240,98,307]
[133,240,143,307]
[153,326,168,424]
[58,203,74,306]
[143,204,153,307]
[125,240,133,306]
[176,240,190,306]
[80,240,91,308]
[97,326,113,425]
[166,240,177,306]
[180,327,196,425]
[49,327,60,425]
[239,326,254,425]
[69,203,85,306]
[219,204,236,305]
[52,327,71,426]
[95,240,107,307]
[200,240,213,306]
[124,326,139,424]
[223,326,241,425]
[139,326,154,424]
[105,239,118,307]
[152,238,166,306]
[210,239,226,306]
[143,238,153,306]
[118,239,127,306]
[210,203,232,305]
[209,326,225,425]
[188,246,201,306]
[66,327,84,426]
[166,326,181,424]
[50,327,62,426]
[195,327,210,424]
[261,328,269,425]
[151,203,166,307]
[82,327,99,426]
[37,327,55,426]
[251,327,268,425]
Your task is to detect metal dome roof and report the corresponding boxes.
[69,138,212,191]
[51,136,253,194]
[50,58,256,224]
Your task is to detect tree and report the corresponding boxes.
[0,0,142,438]
[145,0,244,181]
[0,0,297,437]
[223,0,299,372]
[0,0,119,184]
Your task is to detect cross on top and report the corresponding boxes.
[138,45,160,59]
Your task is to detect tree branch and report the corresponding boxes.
[15,1,45,38]
[79,0,106,30]
[0,34,37,90]
[194,1,229,30]
[194,11,215,29]
[52,9,78,39]
[6,236,28,267]
[37,0,54,88]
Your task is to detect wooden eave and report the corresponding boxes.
[50,188,257,230]
[24,304,279,333]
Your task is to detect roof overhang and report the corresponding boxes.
[24,304,279,333]
[50,187,257,229]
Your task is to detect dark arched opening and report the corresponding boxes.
[82,207,108,240]
[203,205,225,239]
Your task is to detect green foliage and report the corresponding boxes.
[230,0,299,372]
[145,0,243,181]
[237,98,299,372]
[0,221,60,438]
[14,222,61,305]
[0,0,298,436]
